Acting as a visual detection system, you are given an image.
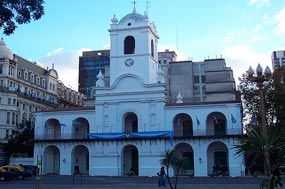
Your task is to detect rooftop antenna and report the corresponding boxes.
[132,0,136,13]
[176,27,179,50]
[146,0,150,15]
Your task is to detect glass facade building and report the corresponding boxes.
[272,50,285,72]
[78,50,110,97]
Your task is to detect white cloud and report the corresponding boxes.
[224,30,246,43]
[221,45,271,83]
[274,8,285,36]
[253,23,262,33]
[251,35,263,42]
[103,42,110,50]
[262,14,268,20]
[38,48,92,91]
[249,0,270,6]
[47,48,64,57]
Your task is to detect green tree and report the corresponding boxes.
[0,0,45,35]
[273,67,285,130]
[4,121,35,158]
[238,73,275,130]
[237,68,285,173]
[160,150,188,189]
[233,126,285,175]
[238,73,278,175]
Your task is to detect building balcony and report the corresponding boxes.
[34,128,243,142]
[0,86,58,108]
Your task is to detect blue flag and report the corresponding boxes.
[231,114,237,124]
[196,116,200,125]
[72,121,82,126]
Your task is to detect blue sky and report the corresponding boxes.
[2,0,285,90]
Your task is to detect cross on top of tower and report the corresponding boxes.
[146,0,150,14]
[132,0,136,13]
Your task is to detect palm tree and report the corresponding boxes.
[160,150,187,189]
[232,126,285,175]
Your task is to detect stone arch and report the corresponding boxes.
[71,145,89,175]
[173,113,193,137]
[207,141,229,176]
[43,145,60,174]
[206,112,227,137]
[45,118,61,139]
[124,112,138,133]
[72,117,89,139]
[122,144,139,176]
[174,143,194,176]
[124,36,135,54]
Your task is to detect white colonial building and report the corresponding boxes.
[34,8,244,177]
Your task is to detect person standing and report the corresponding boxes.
[128,167,135,177]
[272,164,283,188]
[157,166,166,187]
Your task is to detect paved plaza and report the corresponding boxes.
[0,175,267,189]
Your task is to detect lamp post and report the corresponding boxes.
[247,63,271,175]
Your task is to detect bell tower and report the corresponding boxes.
[108,8,160,85]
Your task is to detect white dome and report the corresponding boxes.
[118,12,147,24]
[0,38,13,60]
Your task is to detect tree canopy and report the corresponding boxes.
[272,67,285,129]
[160,150,189,189]
[233,126,285,175]
[238,73,275,130]
[3,121,35,158]
[234,67,285,174]
[0,0,45,35]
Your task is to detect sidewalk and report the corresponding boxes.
[0,175,265,189]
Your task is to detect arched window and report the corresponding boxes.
[124,36,135,54]
[151,39,154,57]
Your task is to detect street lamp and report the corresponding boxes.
[247,63,272,175]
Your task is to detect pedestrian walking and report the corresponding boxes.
[157,166,166,187]
[272,164,283,188]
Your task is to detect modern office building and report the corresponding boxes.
[272,50,285,72]
[78,50,110,98]
[0,38,85,146]
[34,9,244,177]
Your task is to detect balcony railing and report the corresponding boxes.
[0,86,58,108]
[35,128,243,141]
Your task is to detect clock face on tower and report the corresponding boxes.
[124,58,134,67]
